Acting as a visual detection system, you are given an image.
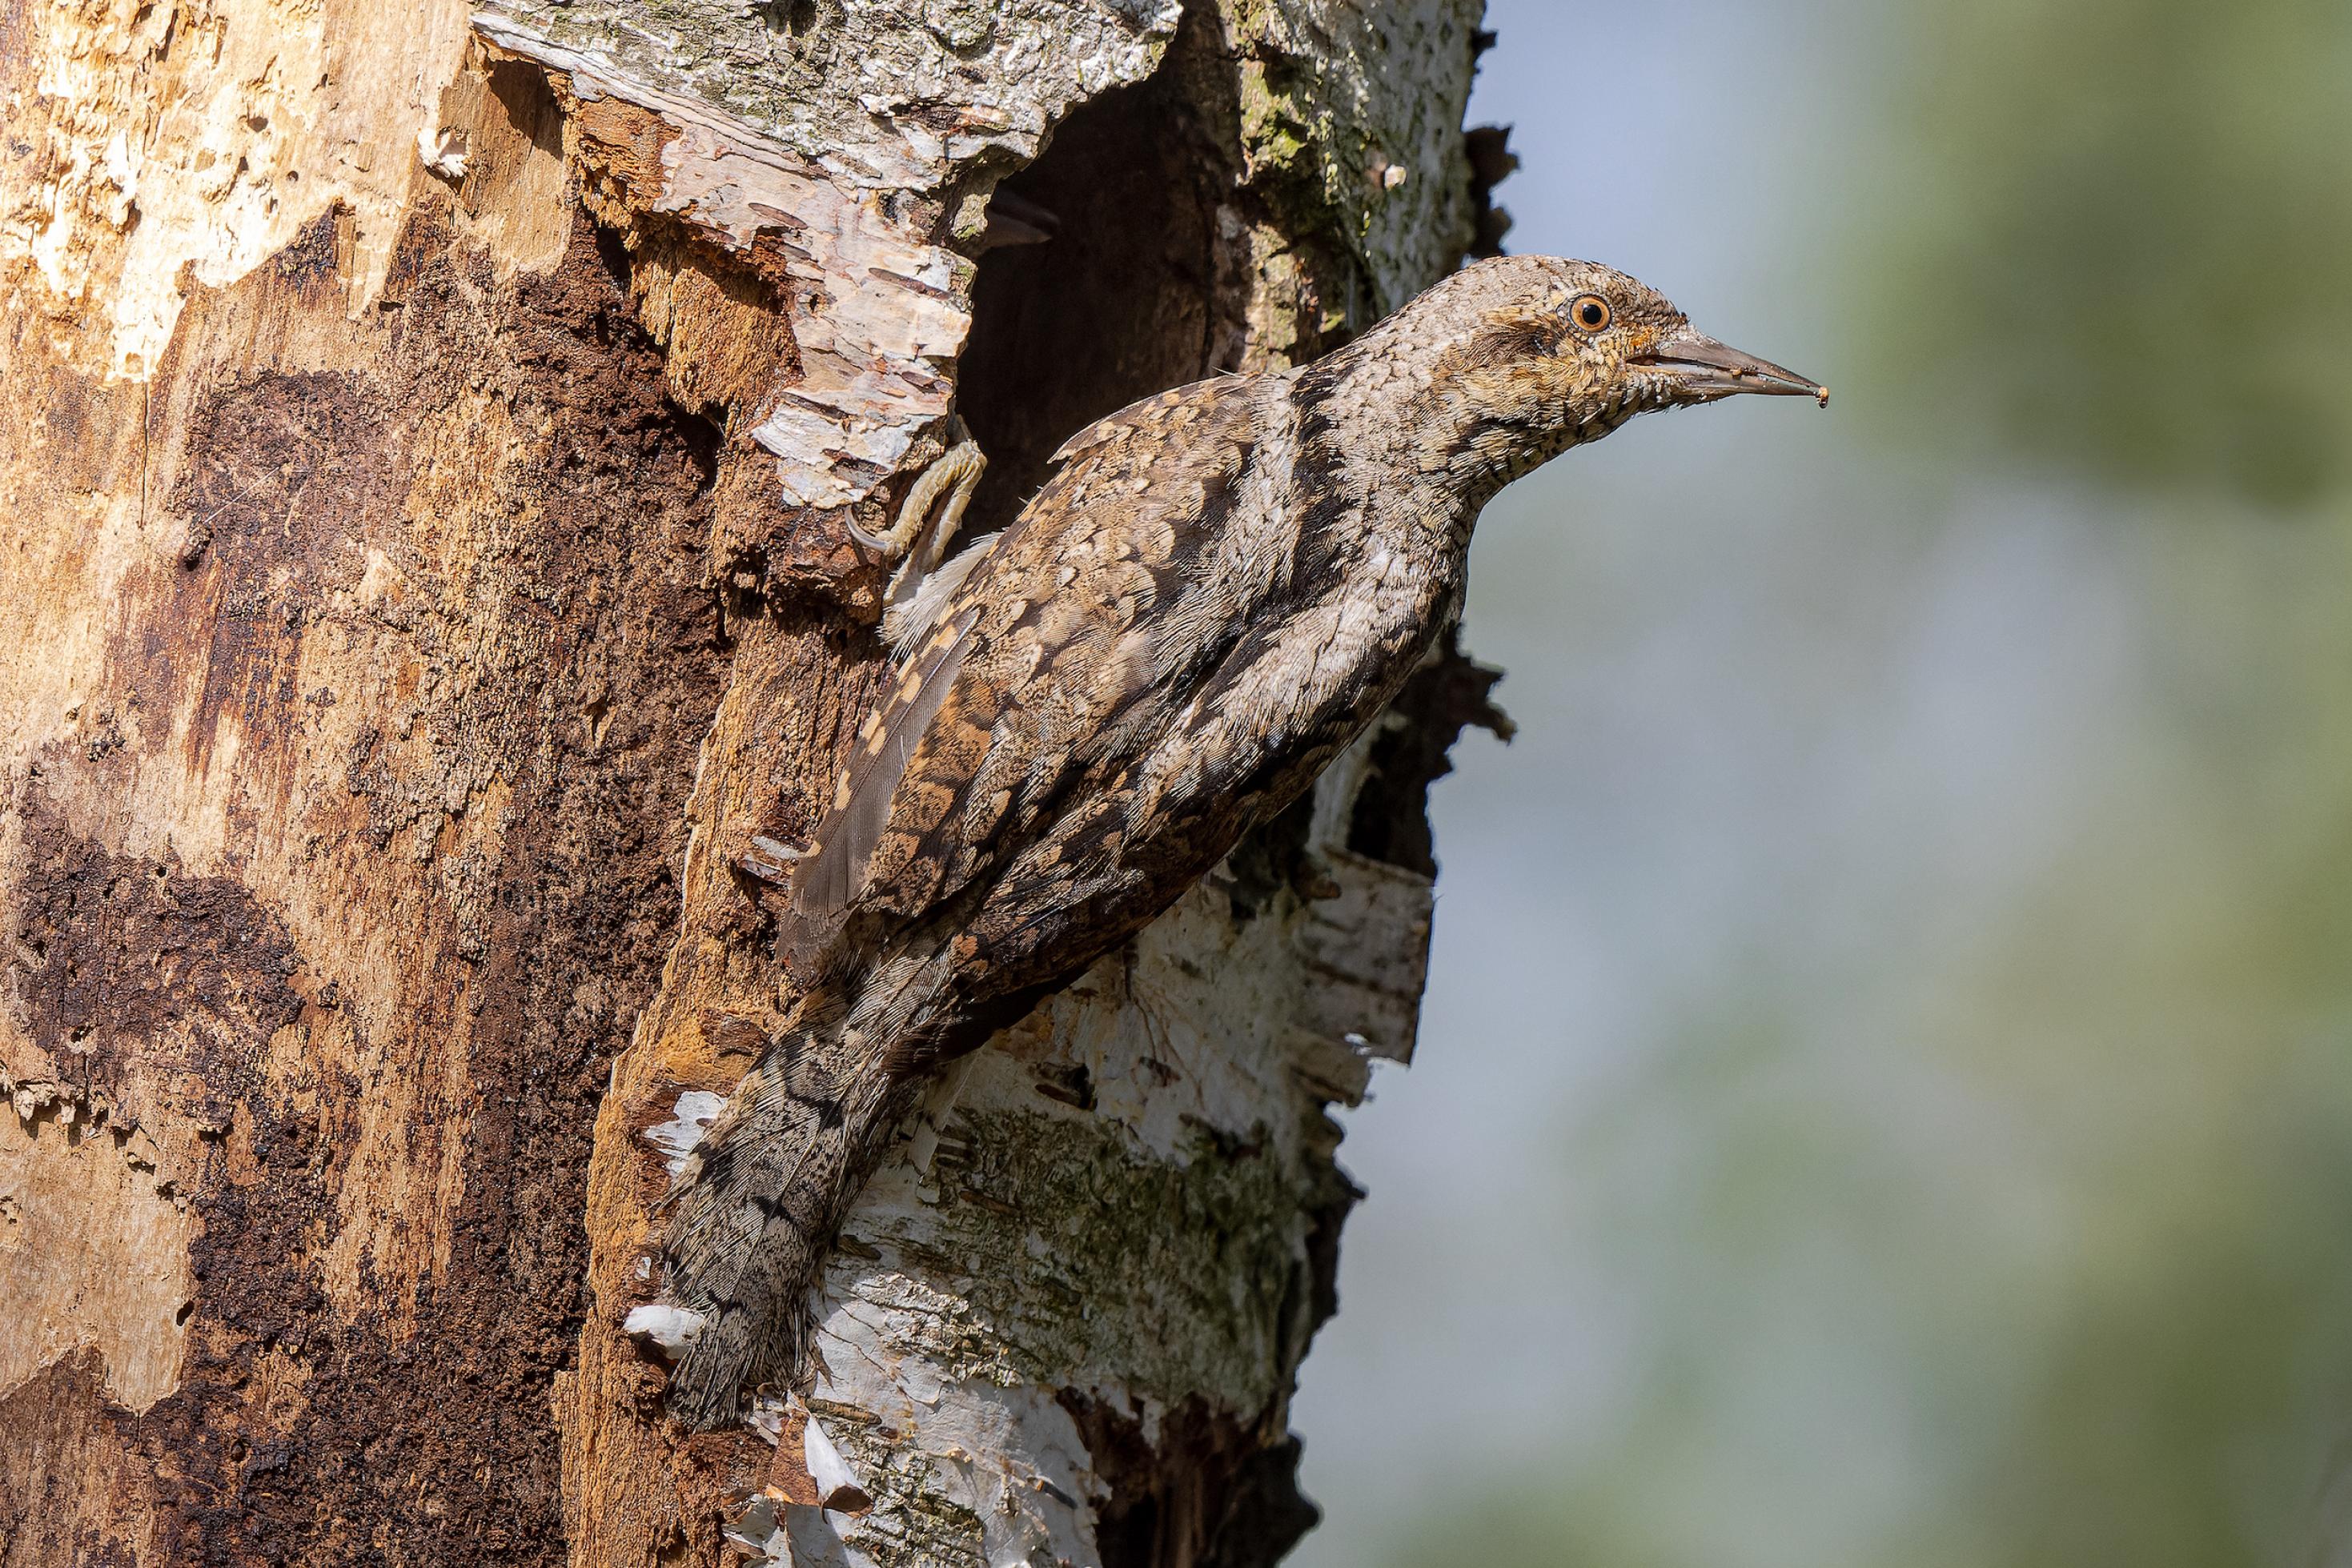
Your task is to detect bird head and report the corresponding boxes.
[1365,254,1826,499]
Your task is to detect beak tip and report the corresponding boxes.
[1640,335,1830,407]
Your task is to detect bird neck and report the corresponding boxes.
[1307,329,1580,535]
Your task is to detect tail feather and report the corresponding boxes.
[660,1009,921,1429]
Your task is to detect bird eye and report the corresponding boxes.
[1571,295,1612,332]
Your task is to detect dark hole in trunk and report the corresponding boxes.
[952,6,1241,542]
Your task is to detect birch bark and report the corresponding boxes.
[0,2,1501,1562]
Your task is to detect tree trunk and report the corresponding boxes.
[0,1,1499,1562]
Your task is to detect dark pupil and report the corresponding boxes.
[1579,301,1606,327]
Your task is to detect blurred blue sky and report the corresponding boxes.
[1290,3,2352,1565]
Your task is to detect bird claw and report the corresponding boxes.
[845,425,986,573]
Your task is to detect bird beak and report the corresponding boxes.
[1632,331,1829,406]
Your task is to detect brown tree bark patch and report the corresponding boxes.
[5,183,738,1562]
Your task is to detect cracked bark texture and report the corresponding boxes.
[0,0,1495,1562]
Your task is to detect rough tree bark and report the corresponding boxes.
[0,1,1506,1562]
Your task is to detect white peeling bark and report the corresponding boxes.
[730,832,1431,1566]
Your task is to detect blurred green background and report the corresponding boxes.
[1290,2,2352,1565]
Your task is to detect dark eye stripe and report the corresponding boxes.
[1470,315,1560,367]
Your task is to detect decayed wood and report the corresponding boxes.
[0,0,1495,1562]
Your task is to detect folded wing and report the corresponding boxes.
[781,378,1262,972]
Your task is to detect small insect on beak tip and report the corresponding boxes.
[1815,386,1831,408]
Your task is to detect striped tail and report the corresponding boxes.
[659,1001,924,1429]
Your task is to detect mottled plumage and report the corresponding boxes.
[659,255,1824,1426]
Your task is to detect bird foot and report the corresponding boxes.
[852,423,986,579]
[856,423,989,652]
